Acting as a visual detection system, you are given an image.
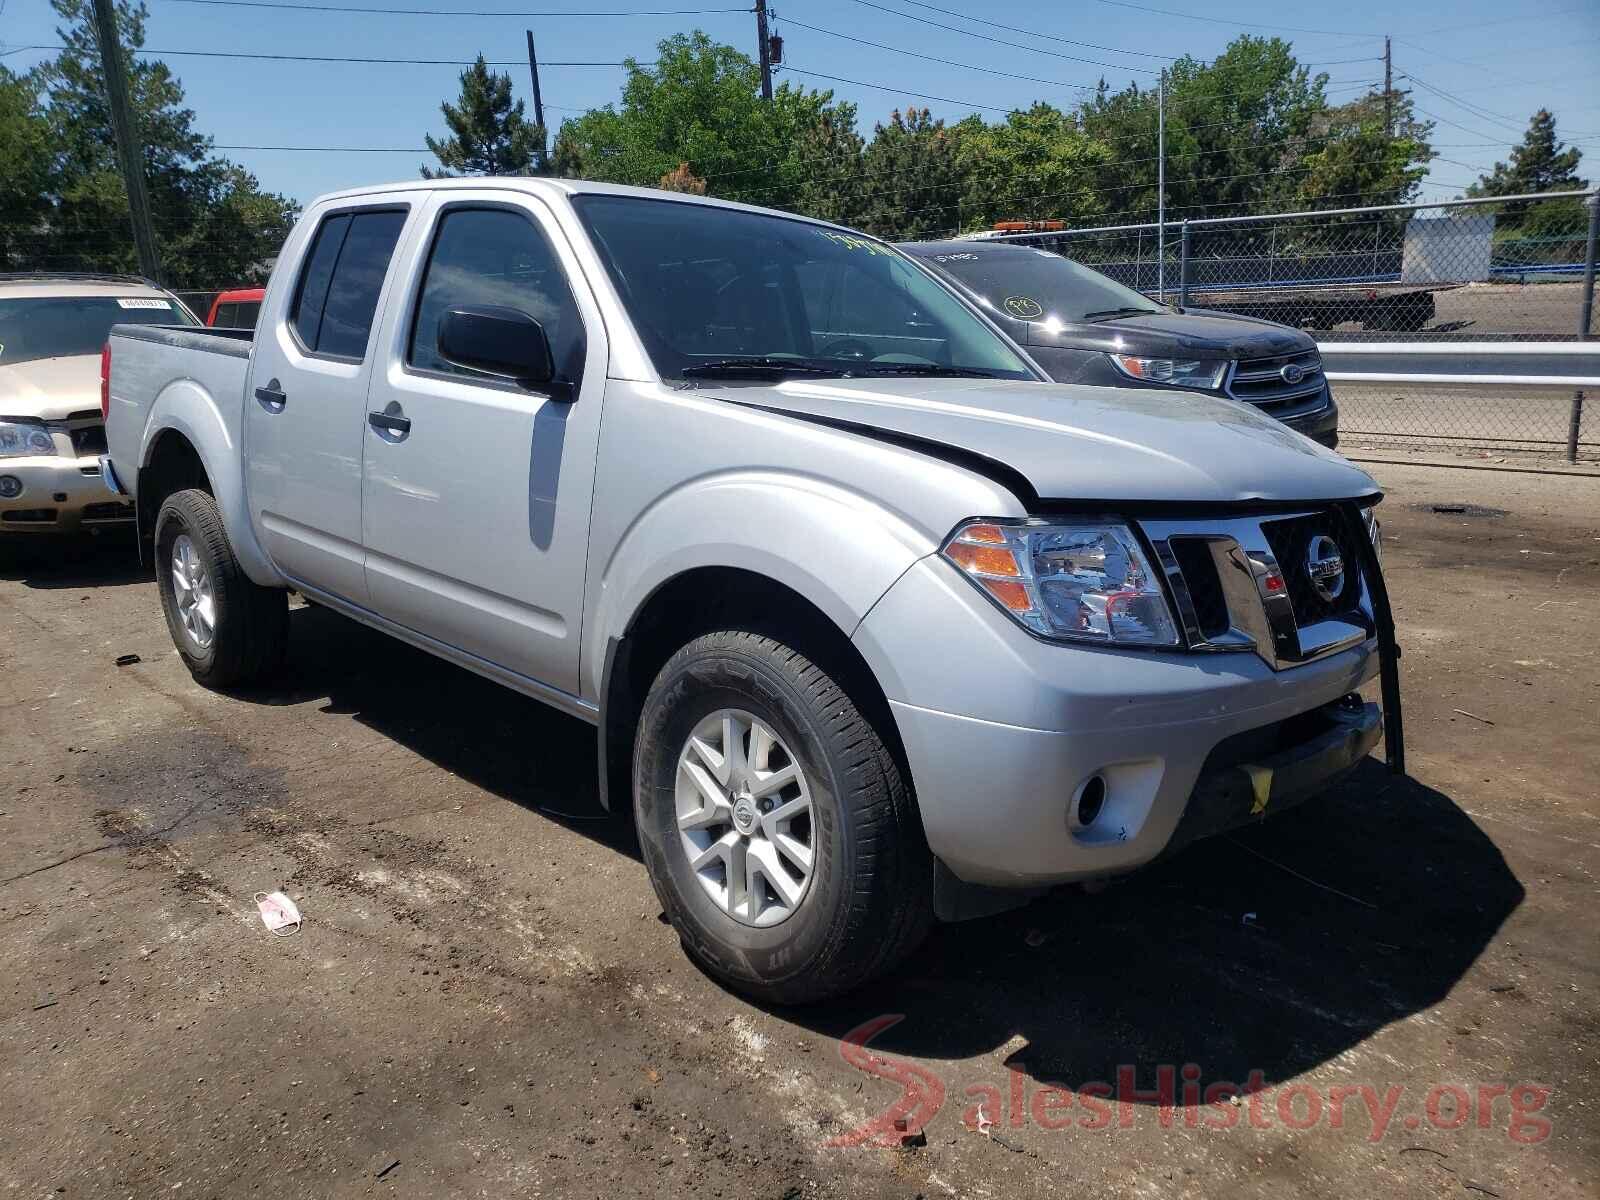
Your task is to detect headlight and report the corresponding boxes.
[1108,354,1227,390]
[0,421,57,458]
[942,519,1179,647]
[1362,507,1382,563]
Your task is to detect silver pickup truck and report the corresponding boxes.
[103,179,1401,1003]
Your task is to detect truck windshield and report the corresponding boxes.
[572,196,1035,381]
[917,246,1164,324]
[0,295,197,366]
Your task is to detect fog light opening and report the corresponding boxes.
[0,475,21,499]
[1074,774,1107,829]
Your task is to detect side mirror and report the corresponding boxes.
[437,304,555,389]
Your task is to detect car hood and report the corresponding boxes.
[0,355,101,421]
[697,376,1374,505]
[1030,308,1312,357]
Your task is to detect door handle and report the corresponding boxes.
[368,410,411,436]
[254,379,286,412]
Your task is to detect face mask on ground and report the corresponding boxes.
[255,891,302,936]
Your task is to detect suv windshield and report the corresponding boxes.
[572,196,1035,381]
[915,246,1163,324]
[0,295,196,366]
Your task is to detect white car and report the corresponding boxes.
[0,273,199,536]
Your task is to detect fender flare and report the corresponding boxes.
[139,380,282,587]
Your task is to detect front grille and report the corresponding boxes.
[1260,511,1362,626]
[1226,348,1326,413]
[1141,508,1377,671]
[82,501,134,521]
[2,508,58,524]
[1167,538,1230,639]
[70,424,107,456]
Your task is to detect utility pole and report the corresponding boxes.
[755,0,773,101]
[1156,69,1166,299]
[1383,35,1393,136]
[91,0,161,282]
[525,30,547,171]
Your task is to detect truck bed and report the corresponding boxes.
[103,323,253,524]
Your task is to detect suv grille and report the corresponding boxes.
[1226,348,1326,414]
[70,424,107,456]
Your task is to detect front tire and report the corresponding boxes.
[634,630,932,1004]
[154,488,287,687]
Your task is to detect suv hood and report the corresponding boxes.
[1030,308,1312,357]
[0,354,100,421]
[699,376,1374,505]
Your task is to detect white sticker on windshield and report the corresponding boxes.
[116,297,171,309]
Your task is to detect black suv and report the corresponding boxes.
[902,240,1339,448]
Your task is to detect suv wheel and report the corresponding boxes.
[634,630,933,1003]
[154,488,287,687]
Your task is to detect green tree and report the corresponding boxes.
[1467,109,1587,228]
[791,105,867,228]
[855,107,972,240]
[0,68,55,269]
[554,32,847,213]
[423,54,543,178]
[1285,89,1433,212]
[958,103,1113,230]
[24,0,297,287]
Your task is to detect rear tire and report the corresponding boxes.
[154,488,287,687]
[633,629,933,1004]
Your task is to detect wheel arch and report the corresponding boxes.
[596,566,913,819]
[136,388,280,585]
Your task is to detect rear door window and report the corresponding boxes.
[290,210,407,358]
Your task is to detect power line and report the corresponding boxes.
[5,43,643,65]
[777,67,1018,114]
[776,16,1106,90]
[158,0,747,13]
[1088,0,1377,40]
[853,0,1177,62]
[840,0,1160,74]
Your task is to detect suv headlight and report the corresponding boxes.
[1108,354,1227,390]
[0,421,57,458]
[942,519,1179,646]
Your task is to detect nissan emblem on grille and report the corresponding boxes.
[1280,362,1305,385]
[1306,534,1345,603]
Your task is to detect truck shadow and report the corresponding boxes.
[0,532,150,589]
[265,601,627,846]
[788,760,1524,1103]
[263,603,1519,1097]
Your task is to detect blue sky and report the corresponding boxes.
[2,0,1596,208]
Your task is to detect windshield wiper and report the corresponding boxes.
[1081,306,1162,321]
[681,357,844,379]
[851,363,996,378]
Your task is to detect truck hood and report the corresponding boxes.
[0,355,101,421]
[1028,308,1312,357]
[698,376,1375,505]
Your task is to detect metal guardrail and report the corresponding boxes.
[1318,341,1600,462]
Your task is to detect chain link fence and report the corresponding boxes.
[983,190,1600,462]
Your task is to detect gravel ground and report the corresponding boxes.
[1,462,1597,1199]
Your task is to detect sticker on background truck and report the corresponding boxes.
[116,298,171,309]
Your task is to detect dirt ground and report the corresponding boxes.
[2,462,1597,1199]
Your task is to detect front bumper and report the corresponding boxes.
[1282,395,1340,449]
[0,454,134,533]
[853,555,1383,887]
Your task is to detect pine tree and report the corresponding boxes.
[423,55,542,178]
[1468,109,1586,226]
